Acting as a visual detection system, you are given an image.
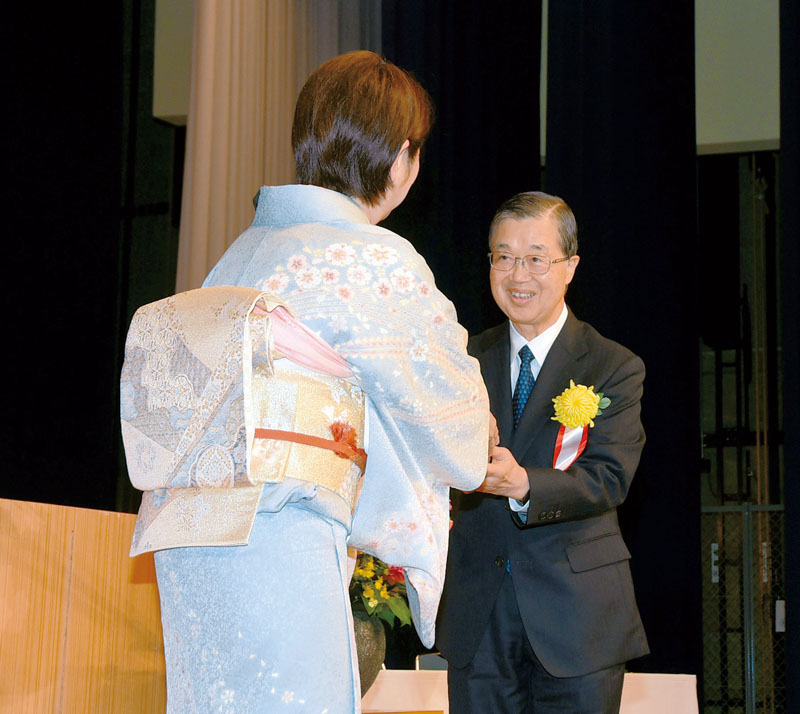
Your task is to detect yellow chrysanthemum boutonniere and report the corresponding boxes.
[551,380,611,429]
[550,380,610,470]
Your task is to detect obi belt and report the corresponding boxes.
[120,286,366,556]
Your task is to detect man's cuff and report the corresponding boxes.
[508,496,529,525]
[508,497,530,513]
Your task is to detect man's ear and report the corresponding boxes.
[388,139,412,186]
[565,254,580,285]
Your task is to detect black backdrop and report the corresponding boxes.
[780,1,800,710]
[381,0,543,337]
[2,6,124,510]
[3,0,799,693]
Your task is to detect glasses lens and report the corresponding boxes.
[524,255,549,274]
[490,252,515,270]
[489,253,552,274]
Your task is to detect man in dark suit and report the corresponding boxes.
[436,192,649,713]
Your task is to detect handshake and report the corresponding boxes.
[466,413,530,502]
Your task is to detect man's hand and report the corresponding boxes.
[477,446,530,501]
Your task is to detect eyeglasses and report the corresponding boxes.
[487,252,571,276]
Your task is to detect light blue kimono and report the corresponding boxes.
[138,185,489,713]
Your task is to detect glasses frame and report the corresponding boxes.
[487,251,572,276]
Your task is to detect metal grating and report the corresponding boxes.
[700,506,786,713]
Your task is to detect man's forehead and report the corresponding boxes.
[493,240,548,252]
[492,216,558,251]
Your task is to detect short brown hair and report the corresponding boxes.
[292,51,433,206]
[488,191,578,257]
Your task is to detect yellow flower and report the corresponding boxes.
[350,550,413,628]
[552,380,601,429]
[355,560,375,578]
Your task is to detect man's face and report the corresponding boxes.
[489,215,579,340]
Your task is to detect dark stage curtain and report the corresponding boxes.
[545,2,701,675]
[2,7,124,510]
[780,0,800,708]
[381,0,543,337]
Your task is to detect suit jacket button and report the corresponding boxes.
[555,509,562,518]
[538,511,547,521]
[495,556,505,568]
[547,510,555,519]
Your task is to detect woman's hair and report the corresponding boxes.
[292,51,433,206]
[488,191,578,257]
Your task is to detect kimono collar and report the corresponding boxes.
[253,185,370,227]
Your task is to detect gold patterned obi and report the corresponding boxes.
[249,358,367,503]
[120,286,366,556]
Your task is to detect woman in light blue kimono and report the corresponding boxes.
[121,51,491,713]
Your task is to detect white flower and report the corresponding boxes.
[390,266,417,295]
[325,242,356,266]
[375,279,392,298]
[330,315,348,333]
[321,268,340,285]
[336,285,354,301]
[347,264,372,286]
[363,243,399,267]
[295,266,322,288]
[410,341,429,361]
[417,280,432,297]
[286,254,308,272]
[259,273,289,294]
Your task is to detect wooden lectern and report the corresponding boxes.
[0,498,166,713]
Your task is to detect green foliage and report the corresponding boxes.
[350,552,412,629]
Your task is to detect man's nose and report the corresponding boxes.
[510,259,530,279]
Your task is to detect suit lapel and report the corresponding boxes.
[509,313,589,462]
[474,325,514,441]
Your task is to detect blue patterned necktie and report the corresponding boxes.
[512,345,535,429]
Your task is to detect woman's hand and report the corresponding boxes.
[488,412,500,455]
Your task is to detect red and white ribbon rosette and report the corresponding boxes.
[552,423,589,470]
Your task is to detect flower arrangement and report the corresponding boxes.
[350,552,412,628]
[551,380,611,429]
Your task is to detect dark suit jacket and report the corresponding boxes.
[436,311,649,677]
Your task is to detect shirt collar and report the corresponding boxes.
[509,304,569,367]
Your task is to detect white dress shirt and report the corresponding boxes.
[507,304,569,514]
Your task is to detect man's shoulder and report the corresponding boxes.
[467,322,508,357]
[569,313,644,370]
[465,315,643,369]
